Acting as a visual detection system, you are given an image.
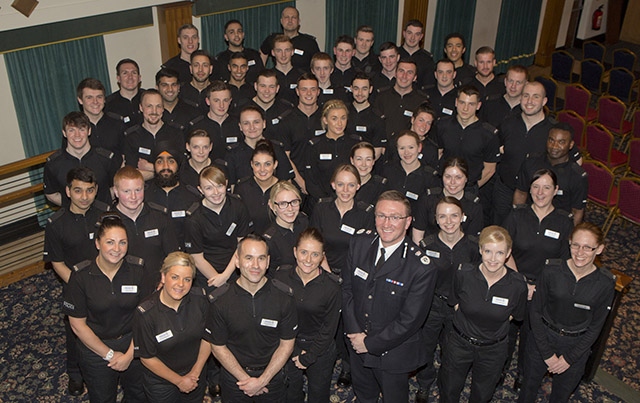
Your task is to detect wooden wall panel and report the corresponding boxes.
[402,0,429,43]
[535,0,567,66]
[158,2,194,62]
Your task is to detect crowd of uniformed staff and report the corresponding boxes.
[43,5,616,402]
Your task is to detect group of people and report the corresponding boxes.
[42,5,617,403]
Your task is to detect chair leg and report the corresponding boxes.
[602,210,617,238]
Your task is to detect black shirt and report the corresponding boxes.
[162,55,192,84]
[317,85,351,108]
[275,67,306,105]
[331,67,357,89]
[502,205,573,283]
[234,176,275,235]
[382,159,440,212]
[480,95,521,128]
[89,112,126,156]
[351,53,381,77]
[278,107,324,173]
[105,91,143,128]
[225,140,293,185]
[244,99,295,143]
[260,32,320,71]
[355,175,389,207]
[229,83,257,113]
[398,47,435,89]
[374,87,427,139]
[424,86,457,119]
[188,114,242,161]
[64,257,149,339]
[470,75,505,103]
[413,188,484,237]
[205,279,298,368]
[162,100,201,135]
[144,183,202,245]
[214,48,264,84]
[454,63,476,86]
[346,104,387,148]
[179,83,209,114]
[123,124,185,168]
[263,213,309,272]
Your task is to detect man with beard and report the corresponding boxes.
[348,72,386,161]
[214,20,264,84]
[145,142,202,246]
[162,24,200,84]
[105,58,143,128]
[180,50,214,113]
[470,47,505,103]
[156,68,200,135]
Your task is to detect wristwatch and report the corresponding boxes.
[104,349,114,362]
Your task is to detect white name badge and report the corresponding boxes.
[155,330,174,343]
[492,296,509,306]
[261,318,278,328]
[462,214,468,222]
[323,88,334,94]
[289,83,297,89]
[226,222,237,236]
[121,285,138,294]
[138,147,151,155]
[320,153,332,160]
[248,59,256,66]
[405,191,419,200]
[171,210,186,218]
[442,108,453,116]
[144,229,159,238]
[226,137,238,143]
[544,229,560,239]
[123,116,131,123]
[341,224,355,234]
[557,189,564,196]
[356,125,367,132]
[354,267,369,280]
[403,110,413,117]
[89,232,94,240]
[294,49,304,56]
[272,118,280,125]
[426,250,440,258]
[315,129,326,136]
[574,303,591,310]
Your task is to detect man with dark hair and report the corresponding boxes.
[44,166,110,396]
[443,33,475,86]
[399,19,435,89]
[349,72,386,160]
[162,23,200,84]
[470,46,505,102]
[206,234,297,402]
[260,6,320,70]
[343,190,437,402]
[180,50,214,113]
[352,25,382,76]
[246,69,294,142]
[425,59,458,119]
[271,35,305,105]
[372,42,400,92]
[481,65,528,128]
[77,77,125,156]
[226,52,257,109]
[332,35,357,89]
[155,68,200,135]
[44,112,119,206]
[214,20,264,84]
[105,58,143,127]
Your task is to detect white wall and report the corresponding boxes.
[0,56,25,164]
[470,0,503,56]
[296,0,327,51]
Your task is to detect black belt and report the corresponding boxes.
[453,325,506,346]
[541,317,588,337]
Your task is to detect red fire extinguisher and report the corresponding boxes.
[592,5,603,31]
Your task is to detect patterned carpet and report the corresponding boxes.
[0,205,637,402]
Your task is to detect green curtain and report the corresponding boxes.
[201,1,295,60]
[325,0,399,55]
[430,0,477,63]
[494,0,543,74]
[4,36,112,157]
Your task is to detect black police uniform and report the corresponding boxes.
[63,257,150,403]
[424,86,457,119]
[225,139,294,185]
[515,153,588,215]
[399,47,435,89]
[244,98,295,143]
[133,288,210,403]
[162,55,192,84]
[310,198,374,275]
[162,100,201,136]
[415,234,480,392]
[275,67,305,105]
[214,48,264,84]
[205,279,298,402]
[370,73,395,95]
[263,213,309,272]
[105,91,143,128]
[343,233,437,403]
[233,176,276,235]
[317,85,350,108]
[479,94,521,128]
[44,147,119,206]
[374,87,427,140]
[123,124,185,170]
[183,195,251,289]
[471,75,506,104]
[116,203,180,295]
[413,188,484,237]
[145,182,202,246]
[352,54,382,77]
[260,32,320,71]
[188,114,242,161]
[347,104,387,150]
[178,158,228,189]
[229,83,257,113]
[454,63,476,86]
[277,107,324,178]
[355,175,389,208]
[439,263,527,403]
[89,112,126,156]
[518,260,616,403]
[381,160,440,213]
[331,67,357,89]
[273,265,342,403]
[179,83,209,114]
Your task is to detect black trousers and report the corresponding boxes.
[350,350,410,403]
[64,315,82,382]
[220,366,286,402]
[492,176,516,225]
[416,296,453,391]
[143,367,207,403]
[285,341,336,403]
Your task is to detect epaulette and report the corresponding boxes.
[72,260,92,272]
[419,234,436,249]
[526,152,545,160]
[376,85,392,94]
[126,255,145,267]
[544,258,563,267]
[105,111,122,121]
[207,283,230,303]
[467,234,479,244]
[462,191,480,204]
[262,225,277,240]
[599,267,616,282]
[555,209,574,219]
[547,116,559,125]
[228,192,241,200]
[422,84,436,92]
[227,142,241,151]
[276,264,294,272]
[426,187,443,196]
[278,98,295,110]
[374,175,388,185]
[124,125,141,136]
[308,136,322,146]
[326,271,343,285]
[355,228,375,236]
[572,163,587,177]
[236,175,252,185]
[95,147,115,160]
[513,204,528,209]
[356,200,375,213]
[148,202,168,214]
[482,122,498,134]
[186,184,202,198]
[318,197,333,204]
[408,243,432,266]
[213,158,228,167]
[47,208,66,224]
[486,92,503,102]
[137,297,157,314]
[458,262,475,271]
[183,99,200,109]
[349,133,363,142]
[47,149,63,162]
[271,138,285,148]
[166,121,185,131]
[422,164,439,176]
[188,115,205,127]
[186,201,200,215]
[271,278,294,296]
[190,286,207,296]
[93,200,110,212]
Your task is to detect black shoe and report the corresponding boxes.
[68,378,84,396]
[337,370,351,388]
[208,383,221,397]
[415,388,429,403]
[513,376,523,392]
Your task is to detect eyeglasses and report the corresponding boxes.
[569,242,599,252]
[374,213,408,223]
[273,199,301,209]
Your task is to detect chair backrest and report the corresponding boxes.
[583,40,606,63]
[551,50,574,83]
[582,160,615,206]
[628,139,640,176]
[580,58,605,93]
[597,95,627,133]
[608,67,635,102]
[564,84,591,117]
[535,76,558,111]
[633,110,640,140]
[613,48,637,71]
[616,177,640,223]
[585,123,614,164]
[557,110,587,148]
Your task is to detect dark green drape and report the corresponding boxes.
[430,0,477,63]
[325,0,399,55]
[4,36,111,157]
[494,0,544,74]
[200,1,295,59]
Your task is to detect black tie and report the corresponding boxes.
[374,248,386,273]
